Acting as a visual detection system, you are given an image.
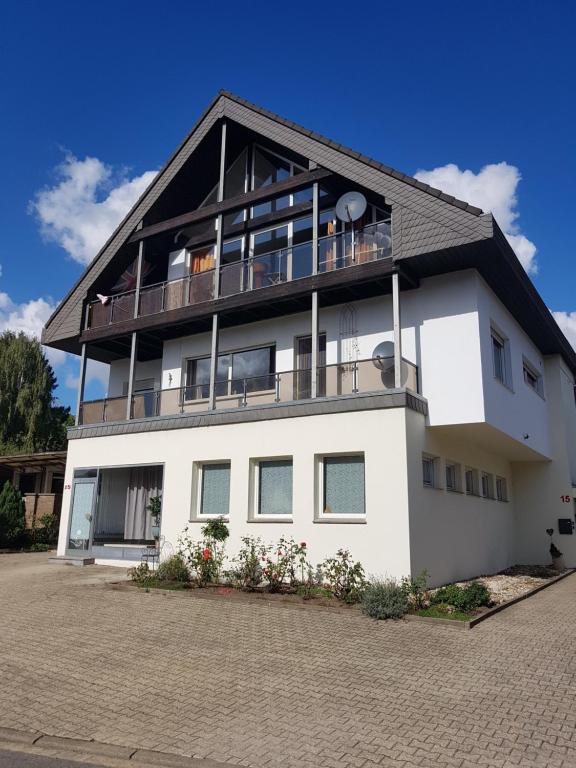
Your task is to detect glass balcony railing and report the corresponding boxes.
[78,357,418,426]
[86,220,392,329]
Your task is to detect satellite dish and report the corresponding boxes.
[336,191,367,223]
[373,341,395,371]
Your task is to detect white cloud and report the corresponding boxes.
[552,312,576,351]
[30,154,157,266]
[0,289,66,367]
[414,161,537,274]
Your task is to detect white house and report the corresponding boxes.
[42,92,576,586]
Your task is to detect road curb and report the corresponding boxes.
[0,728,231,767]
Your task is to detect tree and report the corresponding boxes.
[0,331,71,454]
[0,481,25,547]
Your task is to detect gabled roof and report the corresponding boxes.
[41,91,489,348]
[40,91,576,374]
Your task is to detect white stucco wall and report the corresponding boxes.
[405,409,515,586]
[512,355,576,567]
[107,359,163,398]
[476,274,551,458]
[58,408,413,578]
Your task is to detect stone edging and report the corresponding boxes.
[0,726,230,767]
[405,569,575,630]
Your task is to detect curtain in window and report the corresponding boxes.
[201,464,230,517]
[324,456,365,515]
[124,466,163,540]
[258,461,292,515]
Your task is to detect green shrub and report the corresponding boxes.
[0,481,25,548]
[361,579,409,619]
[322,549,366,604]
[401,570,429,610]
[201,517,229,543]
[229,536,268,591]
[431,581,490,612]
[128,562,152,585]
[157,554,189,582]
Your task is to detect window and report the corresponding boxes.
[491,327,511,387]
[198,463,230,517]
[465,467,479,496]
[255,459,293,516]
[523,358,544,397]
[481,472,494,499]
[251,146,306,218]
[185,345,275,400]
[496,476,508,502]
[422,455,438,488]
[322,455,365,516]
[445,461,460,492]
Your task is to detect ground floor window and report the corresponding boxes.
[255,459,293,517]
[321,455,365,516]
[198,462,231,517]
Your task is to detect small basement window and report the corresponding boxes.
[496,476,508,502]
[422,455,438,489]
[445,461,461,492]
[465,467,479,496]
[481,472,495,500]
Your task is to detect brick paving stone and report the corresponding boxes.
[1,553,576,768]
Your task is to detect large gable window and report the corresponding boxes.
[251,146,307,218]
[185,345,275,400]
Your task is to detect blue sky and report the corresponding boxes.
[1,0,575,410]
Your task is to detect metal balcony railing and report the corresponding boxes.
[78,356,417,426]
[86,220,392,329]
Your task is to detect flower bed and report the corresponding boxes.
[125,518,570,624]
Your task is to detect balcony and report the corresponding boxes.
[78,357,418,426]
[87,221,392,330]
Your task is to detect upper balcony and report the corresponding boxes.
[86,220,392,331]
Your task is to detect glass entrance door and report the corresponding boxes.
[295,334,326,399]
[67,478,97,552]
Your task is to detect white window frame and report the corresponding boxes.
[496,476,508,502]
[480,471,495,500]
[249,456,294,521]
[445,460,462,493]
[491,324,513,390]
[422,454,440,489]
[191,460,231,520]
[522,357,545,398]
[315,453,366,522]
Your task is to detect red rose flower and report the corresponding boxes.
[300,542,306,548]
[202,548,211,561]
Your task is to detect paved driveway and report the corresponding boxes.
[1,553,575,768]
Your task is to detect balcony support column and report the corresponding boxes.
[311,292,319,398]
[126,332,138,420]
[208,313,220,410]
[213,121,227,299]
[312,181,319,275]
[133,237,144,319]
[75,343,87,427]
[392,271,402,389]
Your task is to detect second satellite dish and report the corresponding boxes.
[335,191,367,223]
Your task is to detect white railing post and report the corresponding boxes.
[75,343,87,426]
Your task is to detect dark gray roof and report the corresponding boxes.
[40,91,576,374]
